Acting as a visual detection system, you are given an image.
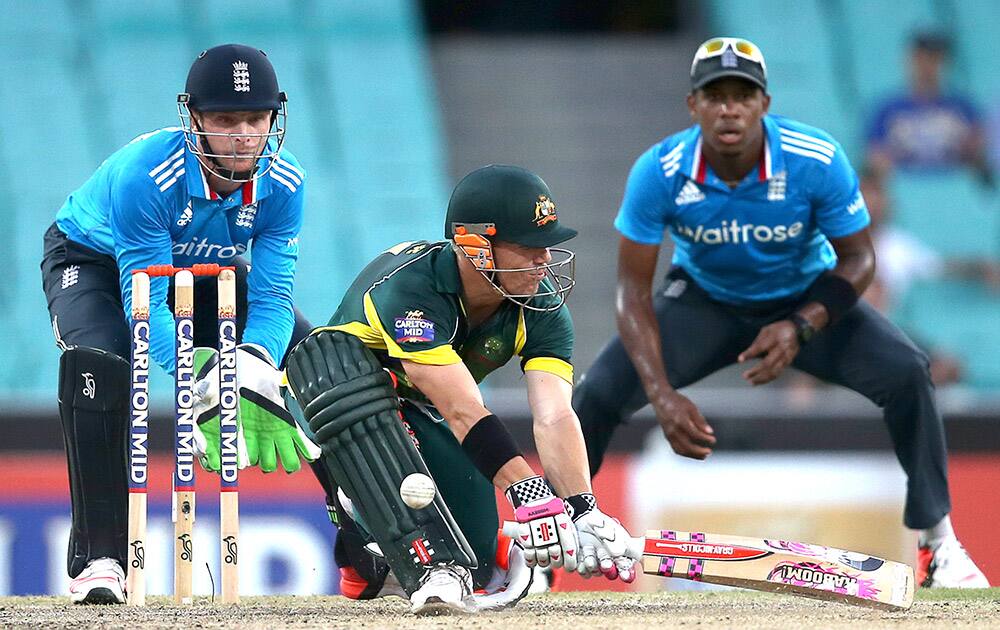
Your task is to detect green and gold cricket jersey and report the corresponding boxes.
[316,240,573,399]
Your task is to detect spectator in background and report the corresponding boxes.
[861,169,1000,385]
[866,32,992,185]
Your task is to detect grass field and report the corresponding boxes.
[1,589,998,629]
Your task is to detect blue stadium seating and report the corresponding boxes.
[0,0,448,402]
[702,0,860,160]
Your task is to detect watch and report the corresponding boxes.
[789,313,816,345]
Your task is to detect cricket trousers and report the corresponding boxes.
[41,223,313,576]
[573,267,951,530]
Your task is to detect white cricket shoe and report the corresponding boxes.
[918,538,990,588]
[409,564,474,616]
[68,557,126,604]
[470,531,533,611]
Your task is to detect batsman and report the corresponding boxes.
[285,165,640,615]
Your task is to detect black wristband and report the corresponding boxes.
[461,414,522,483]
[805,273,858,325]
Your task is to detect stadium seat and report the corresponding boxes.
[888,171,999,259]
[703,0,860,160]
[2,0,448,402]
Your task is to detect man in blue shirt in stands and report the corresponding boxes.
[573,37,989,588]
[41,44,318,604]
[866,32,991,185]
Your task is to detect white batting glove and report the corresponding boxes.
[565,493,642,582]
[505,476,579,572]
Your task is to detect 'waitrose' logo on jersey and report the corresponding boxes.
[172,237,248,259]
[675,219,804,245]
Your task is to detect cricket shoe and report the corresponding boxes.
[409,564,474,616]
[68,557,126,604]
[917,538,990,588]
[470,530,533,611]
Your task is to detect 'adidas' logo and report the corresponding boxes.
[177,202,193,227]
[675,181,706,205]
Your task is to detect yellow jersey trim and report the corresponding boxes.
[514,308,527,356]
[524,357,573,384]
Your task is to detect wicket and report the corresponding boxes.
[127,264,240,606]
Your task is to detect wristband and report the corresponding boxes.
[506,476,565,525]
[564,492,597,522]
[505,475,555,508]
[805,272,858,325]
[461,413,522,482]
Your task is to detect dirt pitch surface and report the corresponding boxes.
[1,589,998,629]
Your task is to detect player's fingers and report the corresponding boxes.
[690,407,715,436]
[582,545,599,574]
[686,415,716,445]
[738,332,774,362]
[522,546,539,567]
[615,557,636,583]
[548,546,563,568]
[535,549,551,568]
[742,355,775,383]
[749,348,793,385]
[674,433,712,459]
[595,544,613,572]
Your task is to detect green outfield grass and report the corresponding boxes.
[1,589,997,628]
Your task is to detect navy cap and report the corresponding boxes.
[183,44,285,112]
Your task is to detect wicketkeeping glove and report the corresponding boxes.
[504,476,579,572]
[192,348,249,472]
[564,492,642,582]
[193,344,321,474]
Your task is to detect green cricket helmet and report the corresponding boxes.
[445,164,576,311]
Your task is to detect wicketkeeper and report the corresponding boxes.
[284,165,641,615]
[41,44,318,604]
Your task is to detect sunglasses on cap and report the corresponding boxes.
[691,37,767,74]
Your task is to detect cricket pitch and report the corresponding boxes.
[1,589,997,628]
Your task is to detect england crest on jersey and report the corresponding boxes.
[767,172,787,201]
[235,203,257,229]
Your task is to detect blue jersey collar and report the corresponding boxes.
[184,144,274,203]
[680,115,786,188]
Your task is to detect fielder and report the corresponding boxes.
[41,44,317,604]
[573,38,988,588]
[284,165,640,615]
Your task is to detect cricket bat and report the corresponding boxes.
[639,529,914,610]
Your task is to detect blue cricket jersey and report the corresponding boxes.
[55,127,306,372]
[615,115,869,304]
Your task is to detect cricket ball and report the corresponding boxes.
[399,473,436,509]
